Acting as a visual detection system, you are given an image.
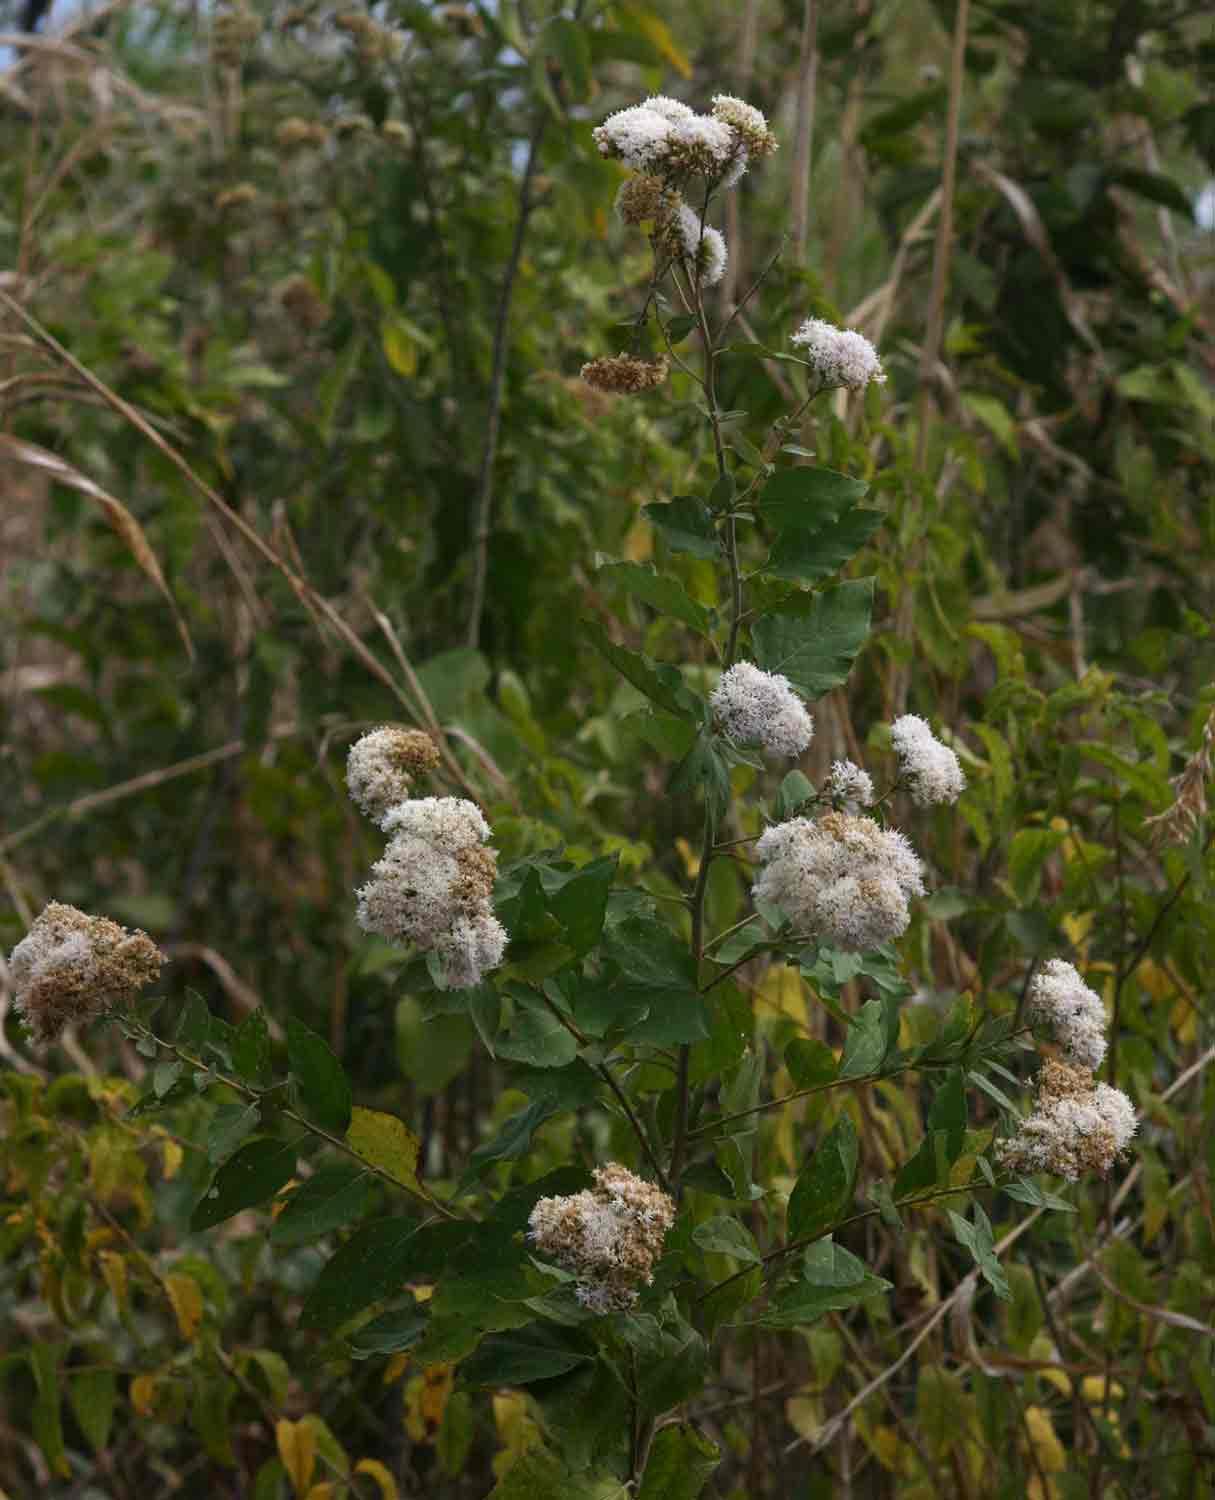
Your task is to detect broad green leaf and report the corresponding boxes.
[30,1344,68,1477]
[232,1008,271,1087]
[839,1000,889,1078]
[544,855,618,955]
[538,16,592,102]
[785,1037,838,1090]
[626,709,699,760]
[760,1238,891,1327]
[346,1106,421,1190]
[584,619,701,719]
[175,990,212,1049]
[191,1137,299,1231]
[638,1424,720,1500]
[495,995,579,1068]
[270,1164,374,1247]
[69,1368,116,1452]
[949,1204,1011,1301]
[598,560,710,633]
[763,507,884,582]
[758,466,869,530]
[642,496,718,558]
[347,1307,429,1357]
[1000,1179,1076,1213]
[287,1018,352,1135]
[460,1328,592,1388]
[299,1219,420,1330]
[207,1101,261,1164]
[752,579,875,697]
[396,998,472,1094]
[927,1068,966,1162]
[693,1215,761,1264]
[1007,827,1066,902]
[774,769,815,819]
[787,1113,858,1241]
[669,733,732,823]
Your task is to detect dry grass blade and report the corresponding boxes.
[0,433,194,660]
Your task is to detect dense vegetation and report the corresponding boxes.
[1,1,1213,1496]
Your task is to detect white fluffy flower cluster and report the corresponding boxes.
[790,318,886,390]
[710,661,813,757]
[753,812,925,951]
[593,93,775,183]
[998,1059,1136,1181]
[826,760,875,811]
[527,1163,676,1314]
[346,726,440,826]
[347,728,507,989]
[668,203,728,286]
[890,714,966,806]
[1027,959,1108,1071]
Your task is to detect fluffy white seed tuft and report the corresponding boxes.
[1027,959,1108,1071]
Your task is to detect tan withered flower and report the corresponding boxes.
[9,903,165,1046]
[1144,707,1215,847]
[996,1059,1136,1181]
[580,353,668,396]
[346,727,441,825]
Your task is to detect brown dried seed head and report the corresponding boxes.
[616,174,680,227]
[580,353,669,396]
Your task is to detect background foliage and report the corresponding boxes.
[1,0,1214,1496]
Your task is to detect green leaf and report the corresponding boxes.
[764,507,884,582]
[1007,827,1066,902]
[949,1204,1011,1301]
[927,1068,967,1162]
[207,1101,261,1164]
[175,990,212,1048]
[839,999,889,1077]
[545,855,618,955]
[396,998,473,1094]
[774,769,815,819]
[693,1215,761,1264]
[584,619,701,719]
[787,1113,858,1241]
[232,1008,272,1087]
[643,496,719,558]
[626,709,698,761]
[538,16,592,101]
[191,1137,299,1231]
[598,560,710,633]
[287,1018,352,1134]
[347,1307,429,1357]
[669,733,732,823]
[1000,1178,1076,1213]
[30,1345,68,1477]
[758,466,869,529]
[495,995,579,1068]
[270,1164,374,1247]
[759,1238,891,1327]
[69,1368,116,1453]
[299,1218,420,1330]
[460,1328,592,1388]
[638,1424,720,1500]
[1110,167,1193,217]
[784,1037,838,1090]
[752,579,875,697]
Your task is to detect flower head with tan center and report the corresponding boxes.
[997,1059,1136,1181]
[346,726,440,825]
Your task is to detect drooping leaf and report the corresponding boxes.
[839,999,890,1078]
[692,1215,761,1264]
[642,495,719,558]
[459,1327,592,1389]
[763,507,884,582]
[69,1368,116,1453]
[787,1113,859,1241]
[949,1204,1012,1301]
[232,1008,272,1087]
[584,620,702,719]
[191,1138,299,1231]
[270,1164,374,1247]
[287,1018,353,1135]
[637,1424,720,1500]
[597,560,710,633]
[760,1238,891,1327]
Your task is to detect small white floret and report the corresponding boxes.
[711,662,813,757]
[889,715,966,806]
[790,317,886,390]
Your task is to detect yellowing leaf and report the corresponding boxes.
[404,1363,454,1445]
[381,314,419,377]
[276,1418,317,1497]
[784,1393,822,1442]
[757,964,808,1027]
[1023,1406,1066,1472]
[354,1458,400,1500]
[1080,1375,1124,1403]
[620,2,691,76]
[98,1250,129,1314]
[304,1487,334,1500]
[346,1107,420,1190]
[383,1354,409,1386]
[1038,1367,1072,1398]
[300,1416,350,1479]
[129,1373,158,1418]
[491,1391,542,1479]
[164,1272,204,1341]
[161,1138,184,1181]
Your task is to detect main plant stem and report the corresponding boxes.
[670,279,740,1196]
